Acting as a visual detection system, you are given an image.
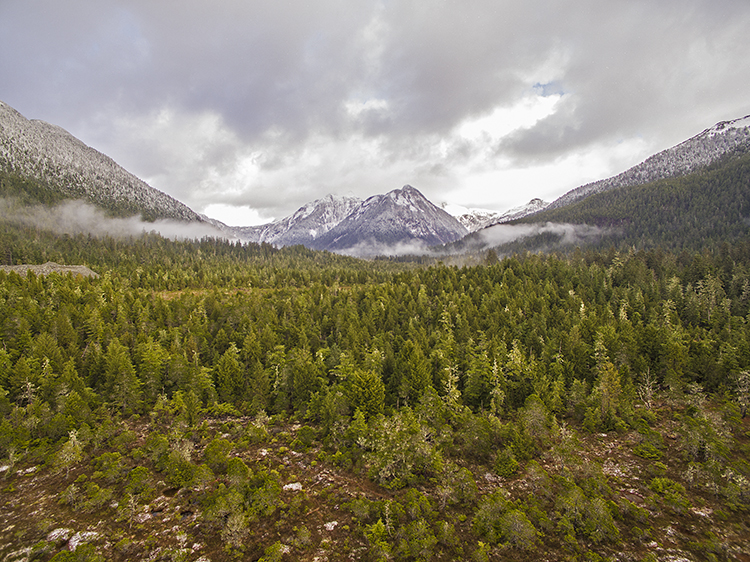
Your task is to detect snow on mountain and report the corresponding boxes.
[547,114,750,211]
[0,100,201,222]
[493,198,549,224]
[441,203,502,232]
[444,198,550,231]
[233,194,362,247]
[308,185,468,255]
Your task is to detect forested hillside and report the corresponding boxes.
[452,151,750,258]
[1,210,749,561]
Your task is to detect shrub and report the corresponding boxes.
[494,448,519,478]
[498,509,538,549]
[649,477,691,513]
[366,408,443,489]
[395,518,437,560]
[226,456,251,486]
[633,441,662,460]
[49,543,104,562]
[203,437,232,474]
[125,466,154,499]
[582,497,619,544]
[291,425,316,450]
[473,489,510,544]
[93,452,124,483]
[163,451,196,488]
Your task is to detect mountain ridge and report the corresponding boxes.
[544,114,750,212]
[0,100,202,222]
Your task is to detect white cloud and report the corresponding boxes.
[203,204,271,227]
[457,94,562,143]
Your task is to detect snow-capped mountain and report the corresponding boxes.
[445,198,550,231]
[493,198,549,224]
[307,185,468,254]
[547,114,750,211]
[233,194,362,247]
[0,100,201,222]
[441,203,502,232]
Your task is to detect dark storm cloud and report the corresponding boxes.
[1,0,749,223]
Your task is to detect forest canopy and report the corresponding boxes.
[1,202,750,560]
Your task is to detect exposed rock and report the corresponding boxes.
[0,261,98,278]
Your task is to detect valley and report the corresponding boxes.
[1,102,750,561]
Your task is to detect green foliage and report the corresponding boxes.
[633,441,662,460]
[163,450,196,488]
[203,437,232,474]
[125,466,154,499]
[5,202,750,559]
[49,543,105,562]
[472,489,510,543]
[366,407,444,489]
[494,448,519,478]
[505,151,750,254]
[346,368,385,420]
[498,509,539,549]
[92,451,124,483]
[291,425,316,451]
[649,477,691,513]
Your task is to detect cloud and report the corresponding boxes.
[337,238,433,259]
[1,0,749,223]
[478,222,610,251]
[0,198,230,241]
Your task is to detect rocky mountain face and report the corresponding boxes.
[546,115,750,211]
[0,100,201,222]
[233,194,363,247]
[306,185,468,254]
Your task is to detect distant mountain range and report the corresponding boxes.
[2,97,750,257]
[230,186,468,255]
[233,193,362,248]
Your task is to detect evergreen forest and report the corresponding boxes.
[1,176,750,561]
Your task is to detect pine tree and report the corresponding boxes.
[103,338,141,415]
[214,343,244,405]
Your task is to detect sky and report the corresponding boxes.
[1,1,749,227]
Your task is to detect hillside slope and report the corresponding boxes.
[448,150,750,257]
[0,100,201,221]
[545,115,750,212]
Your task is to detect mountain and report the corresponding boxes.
[307,185,468,254]
[441,203,502,232]
[0,100,201,222]
[233,194,362,247]
[492,197,549,224]
[545,114,750,211]
[446,147,750,258]
[442,198,549,232]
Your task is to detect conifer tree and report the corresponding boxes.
[104,338,141,415]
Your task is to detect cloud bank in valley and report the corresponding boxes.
[1,1,749,225]
[0,198,230,241]
[478,222,610,250]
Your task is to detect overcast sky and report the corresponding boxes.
[2,1,749,226]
